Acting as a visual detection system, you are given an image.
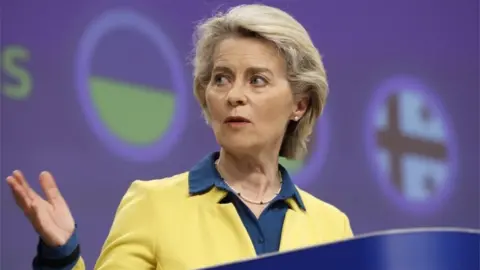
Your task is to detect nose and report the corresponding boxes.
[226,84,247,107]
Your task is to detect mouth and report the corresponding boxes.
[224,116,251,124]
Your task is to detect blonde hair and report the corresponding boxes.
[192,4,328,160]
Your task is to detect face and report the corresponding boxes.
[205,36,308,154]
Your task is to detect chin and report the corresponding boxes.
[217,136,259,154]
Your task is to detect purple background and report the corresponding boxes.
[2,0,478,269]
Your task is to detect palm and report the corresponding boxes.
[6,170,75,247]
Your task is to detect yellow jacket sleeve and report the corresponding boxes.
[92,180,157,269]
[65,181,155,270]
[72,257,85,269]
[343,213,354,238]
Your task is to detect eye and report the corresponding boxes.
[250,75,268,86]
[213,74,229,86]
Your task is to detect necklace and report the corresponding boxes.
[214,160,283,205]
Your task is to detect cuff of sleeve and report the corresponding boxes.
[39,226,79,259]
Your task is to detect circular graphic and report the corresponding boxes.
[365,75,458,213]
[279,112,330,188]
[75,8,188,162]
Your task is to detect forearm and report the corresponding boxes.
[33,228,84,270]
[33,181,157,270]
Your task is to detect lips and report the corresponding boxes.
[224,116,251,123]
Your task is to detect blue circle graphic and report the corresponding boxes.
[75,8,188,162]
[365,75,458,214]
[289,111,330,188]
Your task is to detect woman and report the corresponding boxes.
[7,4,353,270]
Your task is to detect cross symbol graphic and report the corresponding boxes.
[424,176,437,195]
[376,93,448,192]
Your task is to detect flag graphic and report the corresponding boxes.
[374,90,450,202]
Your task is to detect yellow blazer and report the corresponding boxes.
[72,172,353,270]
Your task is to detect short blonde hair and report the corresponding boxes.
[192,4,328,160]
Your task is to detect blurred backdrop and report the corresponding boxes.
[2,0,478,269]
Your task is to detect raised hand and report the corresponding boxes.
[6,170,75,247]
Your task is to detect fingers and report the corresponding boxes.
[7,169,63,208]
[12,170,30,189]
[12,170,40,201]
[39,171,63,203]
[6,176,33,211]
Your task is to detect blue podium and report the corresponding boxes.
[206,229,480,270]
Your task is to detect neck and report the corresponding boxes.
[216,148,281,198]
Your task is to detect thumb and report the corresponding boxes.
[39,171,63,204]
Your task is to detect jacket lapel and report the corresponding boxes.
[279,198,314,251]
[202,187,257,258]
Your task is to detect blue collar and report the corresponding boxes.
[188,152,306,211]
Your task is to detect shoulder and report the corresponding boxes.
[125,172,190,202]
[297,188,354,239]
[297,188,349,222]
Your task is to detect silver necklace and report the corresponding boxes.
[215,160,283,205]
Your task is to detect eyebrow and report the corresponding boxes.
[212,65,274,77]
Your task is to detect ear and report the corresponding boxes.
[291,95,309,121]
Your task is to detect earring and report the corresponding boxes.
[294,116,299,121]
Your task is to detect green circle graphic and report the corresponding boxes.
[279,157,303,174]
[75,9,189,162]
[90,76,175,145]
